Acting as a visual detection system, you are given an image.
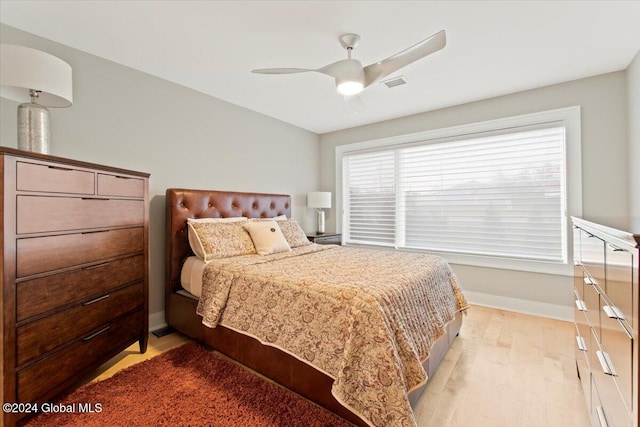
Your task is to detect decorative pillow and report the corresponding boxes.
[243,220,291,255]
[187,220,255,261]
[279,219,312,248]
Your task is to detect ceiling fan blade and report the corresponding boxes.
[363,30,446,87]
[316,60,354,79]
[252,63,349,78]
[252,68,316,74]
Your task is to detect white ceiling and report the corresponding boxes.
[1,1,639,134]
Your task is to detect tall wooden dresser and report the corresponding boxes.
[1,147,149,426]
[573,217,640,427]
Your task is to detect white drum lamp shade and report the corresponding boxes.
[307,192,331,234]
[307,192,332,209]
[0,44,73,153]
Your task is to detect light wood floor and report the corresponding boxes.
[84,305,591,426]
[415,305,590,427]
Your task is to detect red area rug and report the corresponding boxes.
[23,342,352,427]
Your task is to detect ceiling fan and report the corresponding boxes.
[252,30,446,96]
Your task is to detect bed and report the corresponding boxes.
[165,188,466,427]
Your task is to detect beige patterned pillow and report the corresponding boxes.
[279,219,312,248]
[187,220,256,261]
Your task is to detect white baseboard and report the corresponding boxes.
[149,311,167,332]
[463,290,572,322]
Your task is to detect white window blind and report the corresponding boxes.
[343,123,567,263]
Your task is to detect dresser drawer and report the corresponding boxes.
[600,298,633,412]
[17,282,144,365]
[581,231,605,288]
[605,244,633,328]
[17,196,144,234]
[592,366,632,427]
[575,302,591,355]
[583,279,601,339]
[16,161,95,195]
[17,254,145,321]
[17,227,144,277]
[575,323,591,401]
[97,173,145,198]
[17,308,145,402]
[575,272,585,301]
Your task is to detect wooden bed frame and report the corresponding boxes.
[165,188,462,426]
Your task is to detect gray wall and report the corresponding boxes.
[0,25,320,318]
[319,72,629,311]
[628,50,640,230]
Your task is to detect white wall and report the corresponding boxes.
[628,50,640,230]
[0,25,320,321]
[320,72,629,317]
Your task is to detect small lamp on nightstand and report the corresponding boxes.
[307,191,331,235]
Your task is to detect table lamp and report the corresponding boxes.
[0,44,73,154]
[307,191,331,234]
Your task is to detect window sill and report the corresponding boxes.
[343,242,573,276]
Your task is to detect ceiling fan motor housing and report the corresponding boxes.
[333,59,365,95]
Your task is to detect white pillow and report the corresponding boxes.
[243,220,291,255]
[187,217,248,259]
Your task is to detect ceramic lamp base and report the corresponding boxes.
[315,210,325,234]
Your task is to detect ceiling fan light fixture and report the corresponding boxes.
[336,80,364,95]
[333,59,365,95]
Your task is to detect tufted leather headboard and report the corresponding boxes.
[165,188,291,296]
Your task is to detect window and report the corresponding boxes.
[337,107,581,274]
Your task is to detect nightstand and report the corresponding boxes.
[307,233,342,245]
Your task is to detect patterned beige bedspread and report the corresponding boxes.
[196,244,467,427]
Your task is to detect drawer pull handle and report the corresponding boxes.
[583,277,597,286]
[47,165,73,171]
[596,350,617,376]
[83,262,110,270]
[83,294,110,306]
[575,300,587,312]
[115,175,131,180]
[81,230,110,235]
[595,407,608,427]
[607,244,623,252]
[81,197,110,201]
[575,336,587,351]
[82,325,111,341]
[602,305,625,320]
